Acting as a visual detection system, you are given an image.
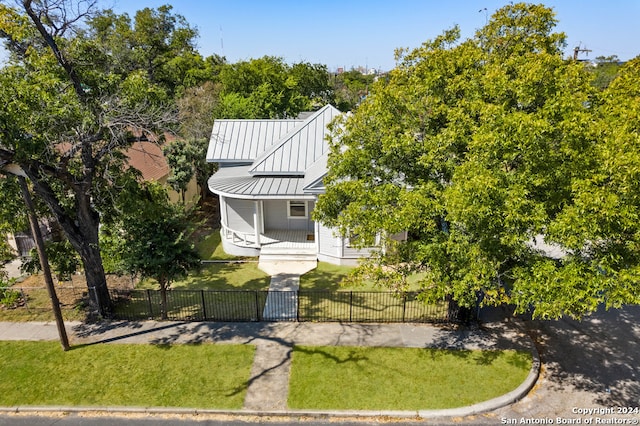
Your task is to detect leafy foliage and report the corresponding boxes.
[589,55,622,90]
[332,69,376,111]
[215,56,333,118]
[100,182,200,319]
[21,240,81,283]
[315,2,640,319]
[0,2,210,313]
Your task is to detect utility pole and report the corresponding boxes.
[17,175,70,351]
[573,45,592,60]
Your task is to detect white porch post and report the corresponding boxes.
[219,195,228,239]
[219,195,227,226]
[253,200,261,246]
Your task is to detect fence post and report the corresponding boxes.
[146,289,153,318]
[402,293,407,322]
[200,290,207,320]
[21,289,28,310]
[349,291,353,322]
[254,290,260,321]
[296,289,300,322]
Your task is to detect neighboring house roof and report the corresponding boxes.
[207,104,342,199]
[207,119,303,163]
[125,141,170,181]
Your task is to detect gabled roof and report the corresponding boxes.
[249,104,341,175]
[302,153,328,194]
[207,104,342,199]
[207,119,303,163]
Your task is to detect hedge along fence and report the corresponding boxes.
[108,289,459,323]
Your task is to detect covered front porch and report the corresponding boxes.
[220,225,317,258]
[218,195,317,258]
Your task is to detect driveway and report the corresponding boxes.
[464,305,640,424]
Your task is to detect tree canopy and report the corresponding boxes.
[0,1,205,314]
[100,182,200,320]
[314,2,640,319]
[214,56,333,118]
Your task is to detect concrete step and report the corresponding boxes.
[258,260,318,275]
[259,245,316,255]
[259,253,317,262]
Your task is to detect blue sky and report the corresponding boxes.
[3,1,640,70]
[105,0,640,71]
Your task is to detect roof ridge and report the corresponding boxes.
[248,104,340,175]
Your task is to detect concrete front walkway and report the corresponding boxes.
[258,260,316,320]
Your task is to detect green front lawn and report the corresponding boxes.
[195,230,238,260]
[289,346,532,410]
[139,262,270,291]
[300,262,429,291]
[0,341,255,409]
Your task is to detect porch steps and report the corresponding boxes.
[258,246,317,262]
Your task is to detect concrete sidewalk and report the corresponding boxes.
[0,319,539,419]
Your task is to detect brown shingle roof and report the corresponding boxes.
[125,141,169,181]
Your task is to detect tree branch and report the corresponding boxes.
[22,0,87,101]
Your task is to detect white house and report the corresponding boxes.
[206,104,373,266]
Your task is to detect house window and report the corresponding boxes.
[288,201,308,219]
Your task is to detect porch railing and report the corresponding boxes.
[220,224,259,247]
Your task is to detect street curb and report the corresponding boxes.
[0,340,541,421]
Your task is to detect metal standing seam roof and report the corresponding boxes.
[207,165,310,199]
[207,104,342,199]
[249,105,341,175]
[302,153,328,193]
[207,119,302,162]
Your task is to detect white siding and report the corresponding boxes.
[343,244,374,258]
[317,223,340,258]
[226,198,255,233]
[263,200,314,231]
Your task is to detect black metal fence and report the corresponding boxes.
[109,289,458,323]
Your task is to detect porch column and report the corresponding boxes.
[253,200,261,246]
[219,195,227,226]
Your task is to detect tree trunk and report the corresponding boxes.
[159,279,168,320]
[77,241,112,317]
[26,172,113,316]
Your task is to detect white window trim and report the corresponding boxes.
[287,200,308,219]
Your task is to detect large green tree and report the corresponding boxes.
[314,3,640,319]
[589,55,622,90]
[0,2,202,314]
[100,183,200,320]
[215,56,333,118]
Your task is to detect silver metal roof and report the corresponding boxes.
[302,153,328,193]
[207,119,302,162]
[207,165,312,199]
[249,105,341,175]
[206,104,342,198]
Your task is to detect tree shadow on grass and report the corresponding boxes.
[175,263,270,291]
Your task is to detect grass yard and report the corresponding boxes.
[138,262,270,291]
[0,341,255,409]
[300,262,429,291]
[135,228,270,291]
[289,346,532,410]
[196,230,238,261]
